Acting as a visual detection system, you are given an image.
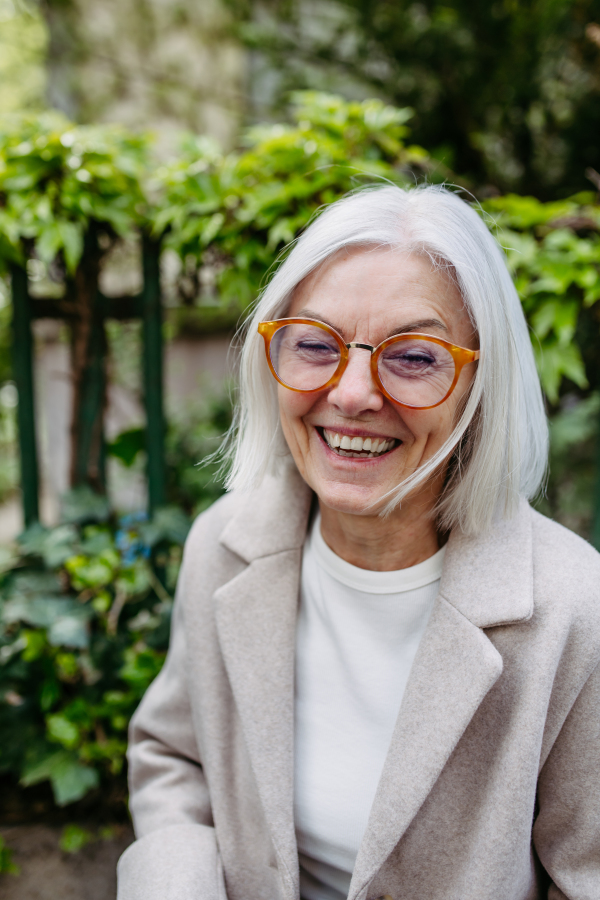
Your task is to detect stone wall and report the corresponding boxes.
[44,0,246,148]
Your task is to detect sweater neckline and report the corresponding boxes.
[309,515,445,595]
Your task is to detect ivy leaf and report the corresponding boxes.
[115,559,152,598]
[2,596,91,648]
[2,596,87,629]
[60,824,94,854]
[48,613,90,649]
[530,298,579,344]
[57,220,84,273]
[200,212,225,246]
[40,524,79,568]
[106,427,145,467]
[6,569,63,597]
[533,340,588,404]
[35,223,62,264]
[46,713,80,749]
[52,760,99,805]
[20,750,99,806]
[138,505,190,548]
[17,523,52,558]
[65,550,119,591]
[60,487,110,525]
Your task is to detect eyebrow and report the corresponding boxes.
[294,308,449,340]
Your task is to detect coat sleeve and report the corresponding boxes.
[533,660,600,899]
[117,555,227,900]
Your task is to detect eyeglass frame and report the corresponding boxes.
[257,317,480,410]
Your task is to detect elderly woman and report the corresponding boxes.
[117,186,600,900]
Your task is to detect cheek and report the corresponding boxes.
[277,389,314,446]
[395,405,455,444]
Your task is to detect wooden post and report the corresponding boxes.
[142,234,166,514]
[69,227,106,492]
[10,265,39,526]
[71,289,107,490]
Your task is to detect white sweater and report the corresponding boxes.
[294,516,444,900]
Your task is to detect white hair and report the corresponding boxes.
[221,184,548,535]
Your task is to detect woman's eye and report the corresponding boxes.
[406,352,435,364]
[297,340,338,354]
[389,351,435,366]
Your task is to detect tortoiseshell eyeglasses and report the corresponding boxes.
[258,318,480,410]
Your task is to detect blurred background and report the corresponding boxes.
[0,1,599,896]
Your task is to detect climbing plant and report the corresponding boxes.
[0,111,148,492]
[0,491,188,811]
[150,90,435,309]
[1,92,600,817]
[483,192,600,404]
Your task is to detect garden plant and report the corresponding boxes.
[0,92,599,842]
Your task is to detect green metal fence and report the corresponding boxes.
[10,235,165,527]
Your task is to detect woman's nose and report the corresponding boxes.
[326,348,384,415]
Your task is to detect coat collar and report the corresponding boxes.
[348,596,505,900]
[215,468,535,900]
[219,463,312,564]
[220,466,534,631]
[440,496,534,628]
[214,465,312,900]
[351,499,534,898]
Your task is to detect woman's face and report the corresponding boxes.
[277,246,478,517]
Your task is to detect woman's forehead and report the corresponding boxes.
[289,246,466,331]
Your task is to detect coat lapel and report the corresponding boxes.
[213,465,535,900]
[349,500,535,900]
[214,466,312,899]
[348,597,503,899]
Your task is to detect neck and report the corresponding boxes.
[318,491,441,571]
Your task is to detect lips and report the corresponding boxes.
[319,427,400,459]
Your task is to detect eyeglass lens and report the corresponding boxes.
[269,323,457,407]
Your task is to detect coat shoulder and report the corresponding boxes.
[529,506,600,641]
[185,489,243,553]
[175,490,250,600]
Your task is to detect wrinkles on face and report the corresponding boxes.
[277,246,478,528]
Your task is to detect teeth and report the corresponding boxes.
[323,429,396,457]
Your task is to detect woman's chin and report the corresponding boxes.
[312,480,391,517]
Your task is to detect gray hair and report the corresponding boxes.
[221,184,548,535]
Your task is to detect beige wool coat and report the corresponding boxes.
[117,466,600,900]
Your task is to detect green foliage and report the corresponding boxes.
[58,821,121,854]
[107,428,146,469]
[165,395,232,516]
[0,491,189,809]
[151,91,434,308]
[536,392,600,540]
[0,91,598,817]
[483,193,600,404]
[59,823,94,854]
[0,111,148,273]
[0,834,19,875]
[229,0,600,198]
[1,92,599,408]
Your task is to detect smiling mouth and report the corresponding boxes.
[318,427,400,459]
